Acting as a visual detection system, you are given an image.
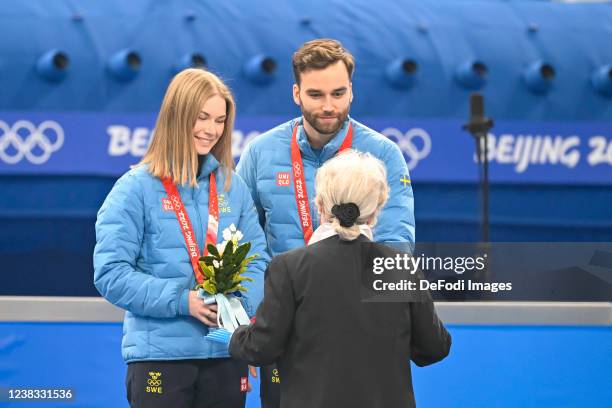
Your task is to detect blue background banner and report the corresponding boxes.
[1,112,611,184]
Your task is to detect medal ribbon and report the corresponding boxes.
[162,173,219,284]
[290,121,353,244]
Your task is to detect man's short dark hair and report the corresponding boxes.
[292,39,355,85]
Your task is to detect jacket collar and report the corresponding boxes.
[308,222,373,245]
[293,116,352,162]
[198,153,220,180]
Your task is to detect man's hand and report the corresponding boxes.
[188,290,218,327]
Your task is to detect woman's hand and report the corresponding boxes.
[188,290,218,327]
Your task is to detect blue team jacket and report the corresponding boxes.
[94,154,269,362]
[237,117,415,256]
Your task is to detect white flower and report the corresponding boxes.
[216,241,227,255]
[222,228,233,242]
[213,260,220,268]
[222,224,243,245]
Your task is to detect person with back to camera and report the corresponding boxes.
[227,150,451,407]
[93,68,269,408]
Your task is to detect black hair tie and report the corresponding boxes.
[331,203,360,227]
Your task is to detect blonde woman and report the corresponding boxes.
[94,69,269,408]
[228,150,451,408]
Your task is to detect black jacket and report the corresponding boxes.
[230,235,451,408]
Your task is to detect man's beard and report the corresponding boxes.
[301,104,350,136]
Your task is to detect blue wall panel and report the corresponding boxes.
[0,323,610,407]
[0,1,611,120]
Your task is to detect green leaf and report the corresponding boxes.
[203,280,216,295]
[219,264,233,278]
[199,263,215,279]
[225,240,234,255]
[207,244,220,258]
[225,284,248,294]
[236,262,248,276]
[199,255,217,265]
[232,242,251,264]
[235,254,258,275]
[222,240,234,262]
[232,276,253,284]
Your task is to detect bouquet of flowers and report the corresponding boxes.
[196,224,257,333]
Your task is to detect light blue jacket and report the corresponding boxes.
[94,154,268,362]
[237,117,415,256]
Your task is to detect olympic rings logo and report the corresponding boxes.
[382,127,432,170]
[0,120,64,164]
[147,379,162,386]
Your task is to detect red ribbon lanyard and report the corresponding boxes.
[162,173,219,284]
[290,121,353,244]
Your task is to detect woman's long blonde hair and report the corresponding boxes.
[139,68,235,190]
